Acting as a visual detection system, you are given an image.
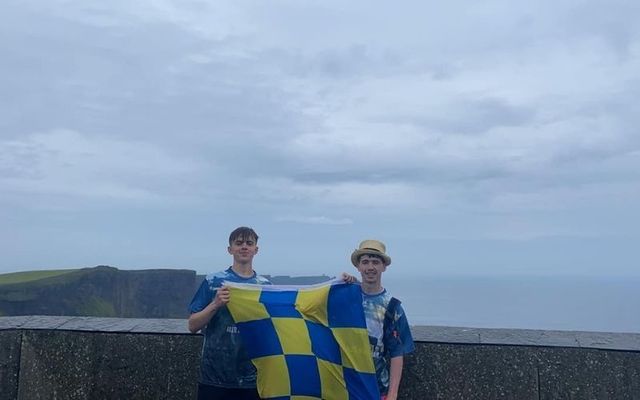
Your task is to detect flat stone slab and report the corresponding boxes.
[0,316,32,330]
[2,316,639,350]
[412,325,640,351]
[0,316,190,334]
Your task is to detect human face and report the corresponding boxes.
[356,254,386,286]
[227,236,258,265]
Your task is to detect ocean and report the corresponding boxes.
[383,275,640,333]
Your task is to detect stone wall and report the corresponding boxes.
[1,316,639,399]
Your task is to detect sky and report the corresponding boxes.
[1,0,639,278]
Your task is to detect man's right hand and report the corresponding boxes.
[212,286,230,309]
[341,272,359,284]
[188,286,231,333]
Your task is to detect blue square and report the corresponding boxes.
[327,284,367,328]
[260,290,302,318]
[344,367,379,400]
[306,320,342,365]
[285,354,321,397]
[236,319,283,358]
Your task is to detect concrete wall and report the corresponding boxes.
[1,316,639,400]
[0,317,201,400]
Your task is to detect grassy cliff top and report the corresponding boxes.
[0,269,77,285]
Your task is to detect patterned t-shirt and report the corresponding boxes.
[362,288,415,396]
[188,267,271,388]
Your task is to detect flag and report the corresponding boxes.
[226,280,379,400]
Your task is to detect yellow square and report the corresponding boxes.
[227,286,270,322]
[272,317,313,355]
[332,327,375,373]
[295,285,329,326]
[253,355,290,398]
[318,359,348,400]
[290,396,322,399]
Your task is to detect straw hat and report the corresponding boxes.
[350,239,391,267]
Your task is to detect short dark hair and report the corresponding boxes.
[357,253,384,264]
[228,226,259,245]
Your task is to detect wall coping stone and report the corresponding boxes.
[1,316,639,351]
[411,325,640,351]
[0,315,187,334]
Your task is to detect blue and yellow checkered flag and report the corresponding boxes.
[226,280,379,400]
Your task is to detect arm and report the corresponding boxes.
[384,302,413,400]
[187,286,230,333]
[386,355,404,400]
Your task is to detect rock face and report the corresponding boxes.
[0,266,196,318]
[0,267,333,318]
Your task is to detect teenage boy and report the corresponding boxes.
[188,226,271,400]
[351,239,415,400]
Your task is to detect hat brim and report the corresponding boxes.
[351,249,391,267]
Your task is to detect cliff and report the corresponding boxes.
[0,266,196,318]
[0,267,333,318]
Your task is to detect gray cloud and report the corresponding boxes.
[374,97,536,135]
[275,216,353,225]
[1,0,639,276]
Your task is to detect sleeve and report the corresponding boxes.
[188,279,215,314]
[385,304,416,358]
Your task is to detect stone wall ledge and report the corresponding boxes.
[2,315,639,351]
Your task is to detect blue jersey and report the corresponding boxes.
[189,267,271,388]
[362,289,415,395]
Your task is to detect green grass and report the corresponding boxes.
[76,296,117,317]
[0,269,77,285]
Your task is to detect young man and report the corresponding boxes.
[351,239,415,400]
[188,226,271,400]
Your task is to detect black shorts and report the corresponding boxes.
[197,383,260,400]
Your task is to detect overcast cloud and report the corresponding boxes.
[1,0,639,277]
